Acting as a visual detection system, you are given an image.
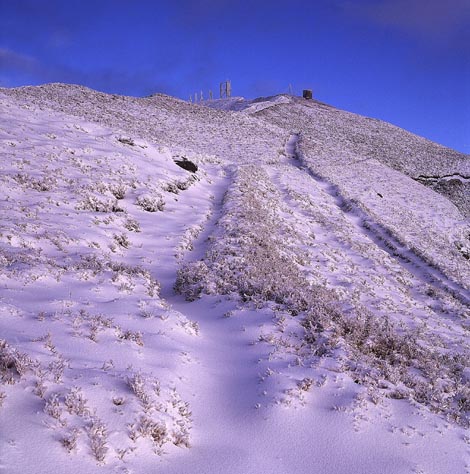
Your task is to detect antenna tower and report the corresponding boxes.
[219,80,232,98]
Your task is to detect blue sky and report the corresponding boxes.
[1,0,469,153]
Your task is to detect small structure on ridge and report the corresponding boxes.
[220,80,232,98]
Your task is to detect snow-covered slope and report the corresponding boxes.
[0,85,469,474]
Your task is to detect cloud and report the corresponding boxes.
[0,47,80,86]
[0,47,159,95]
[0,48,41,74]
[340,0,470,43]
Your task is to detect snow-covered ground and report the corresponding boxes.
[0,85,469,473]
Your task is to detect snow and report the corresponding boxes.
[0,85,469,473]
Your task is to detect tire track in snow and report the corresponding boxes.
[286,133,470,307]
[160,167,279,473]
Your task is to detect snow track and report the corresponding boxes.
[287,134,470,307]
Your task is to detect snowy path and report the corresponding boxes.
[146,144,469,474]
[141,156,414,474]
[287,134,470,306]
[150,296,445,474]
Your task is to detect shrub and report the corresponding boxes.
[113,233,130,249]
[87,418,108,463]
[137,417,168,448]
[0,339,35,384]
[77,195,123,213]
[124,217,141,232]
[109,183,127,199]
[136,194,165,212]
[64,387,90,416]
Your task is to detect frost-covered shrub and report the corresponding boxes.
[13,173,56,191]
[174,261,210,300]
[0,391,6,408]
[163,182,180,194]
[44,393,64,423]
[118,329,144,346]
[113,232,130,249]
[87,417,108,463]
[77,195,123,213]
[127,372,151,409]
[64,387,90,416]
[75,257,161,297]
[124,217,141,232]
[302,305,470,427]
[49,357,68,383]
[0,339,36,384]
[176,174,198,191]
[163,176,197,193]
[455,230,470,260]
[297,378,313,392]
[172,427,191,448]
[34,378,47,398]
[109,183,127,200]
[136,194,165,212]
[61,429,80,453]
[137,417,168,448]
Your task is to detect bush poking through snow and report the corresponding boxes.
[61,429,80,453]
[297,378,314,392]
[44,393,65,424]
[137,416,168,448]
[172,427,191,448]
[64,387,90,416]
[0,391,6,408]
[127,372,152,409]
[77,195,123,213]
[113,232,131,249]
[109,183,127,199]
[0,339,36,384]
[118,329,144,346]
[124,217,141,232]
[87,417,109,463]
[136,194,165,212]
[174,261,210,301]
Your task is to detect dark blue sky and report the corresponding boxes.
[1,0,469,153]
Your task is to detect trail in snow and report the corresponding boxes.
[286,134,470,307]
[150,138,469,474]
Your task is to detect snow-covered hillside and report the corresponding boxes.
[0,85,469,474]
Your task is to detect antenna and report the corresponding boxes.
[219,80,232,98]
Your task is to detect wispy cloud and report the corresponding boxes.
[0,46,80,87]
[0,48,42,75]
[0,47,176,96]
[340,0,470,45]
